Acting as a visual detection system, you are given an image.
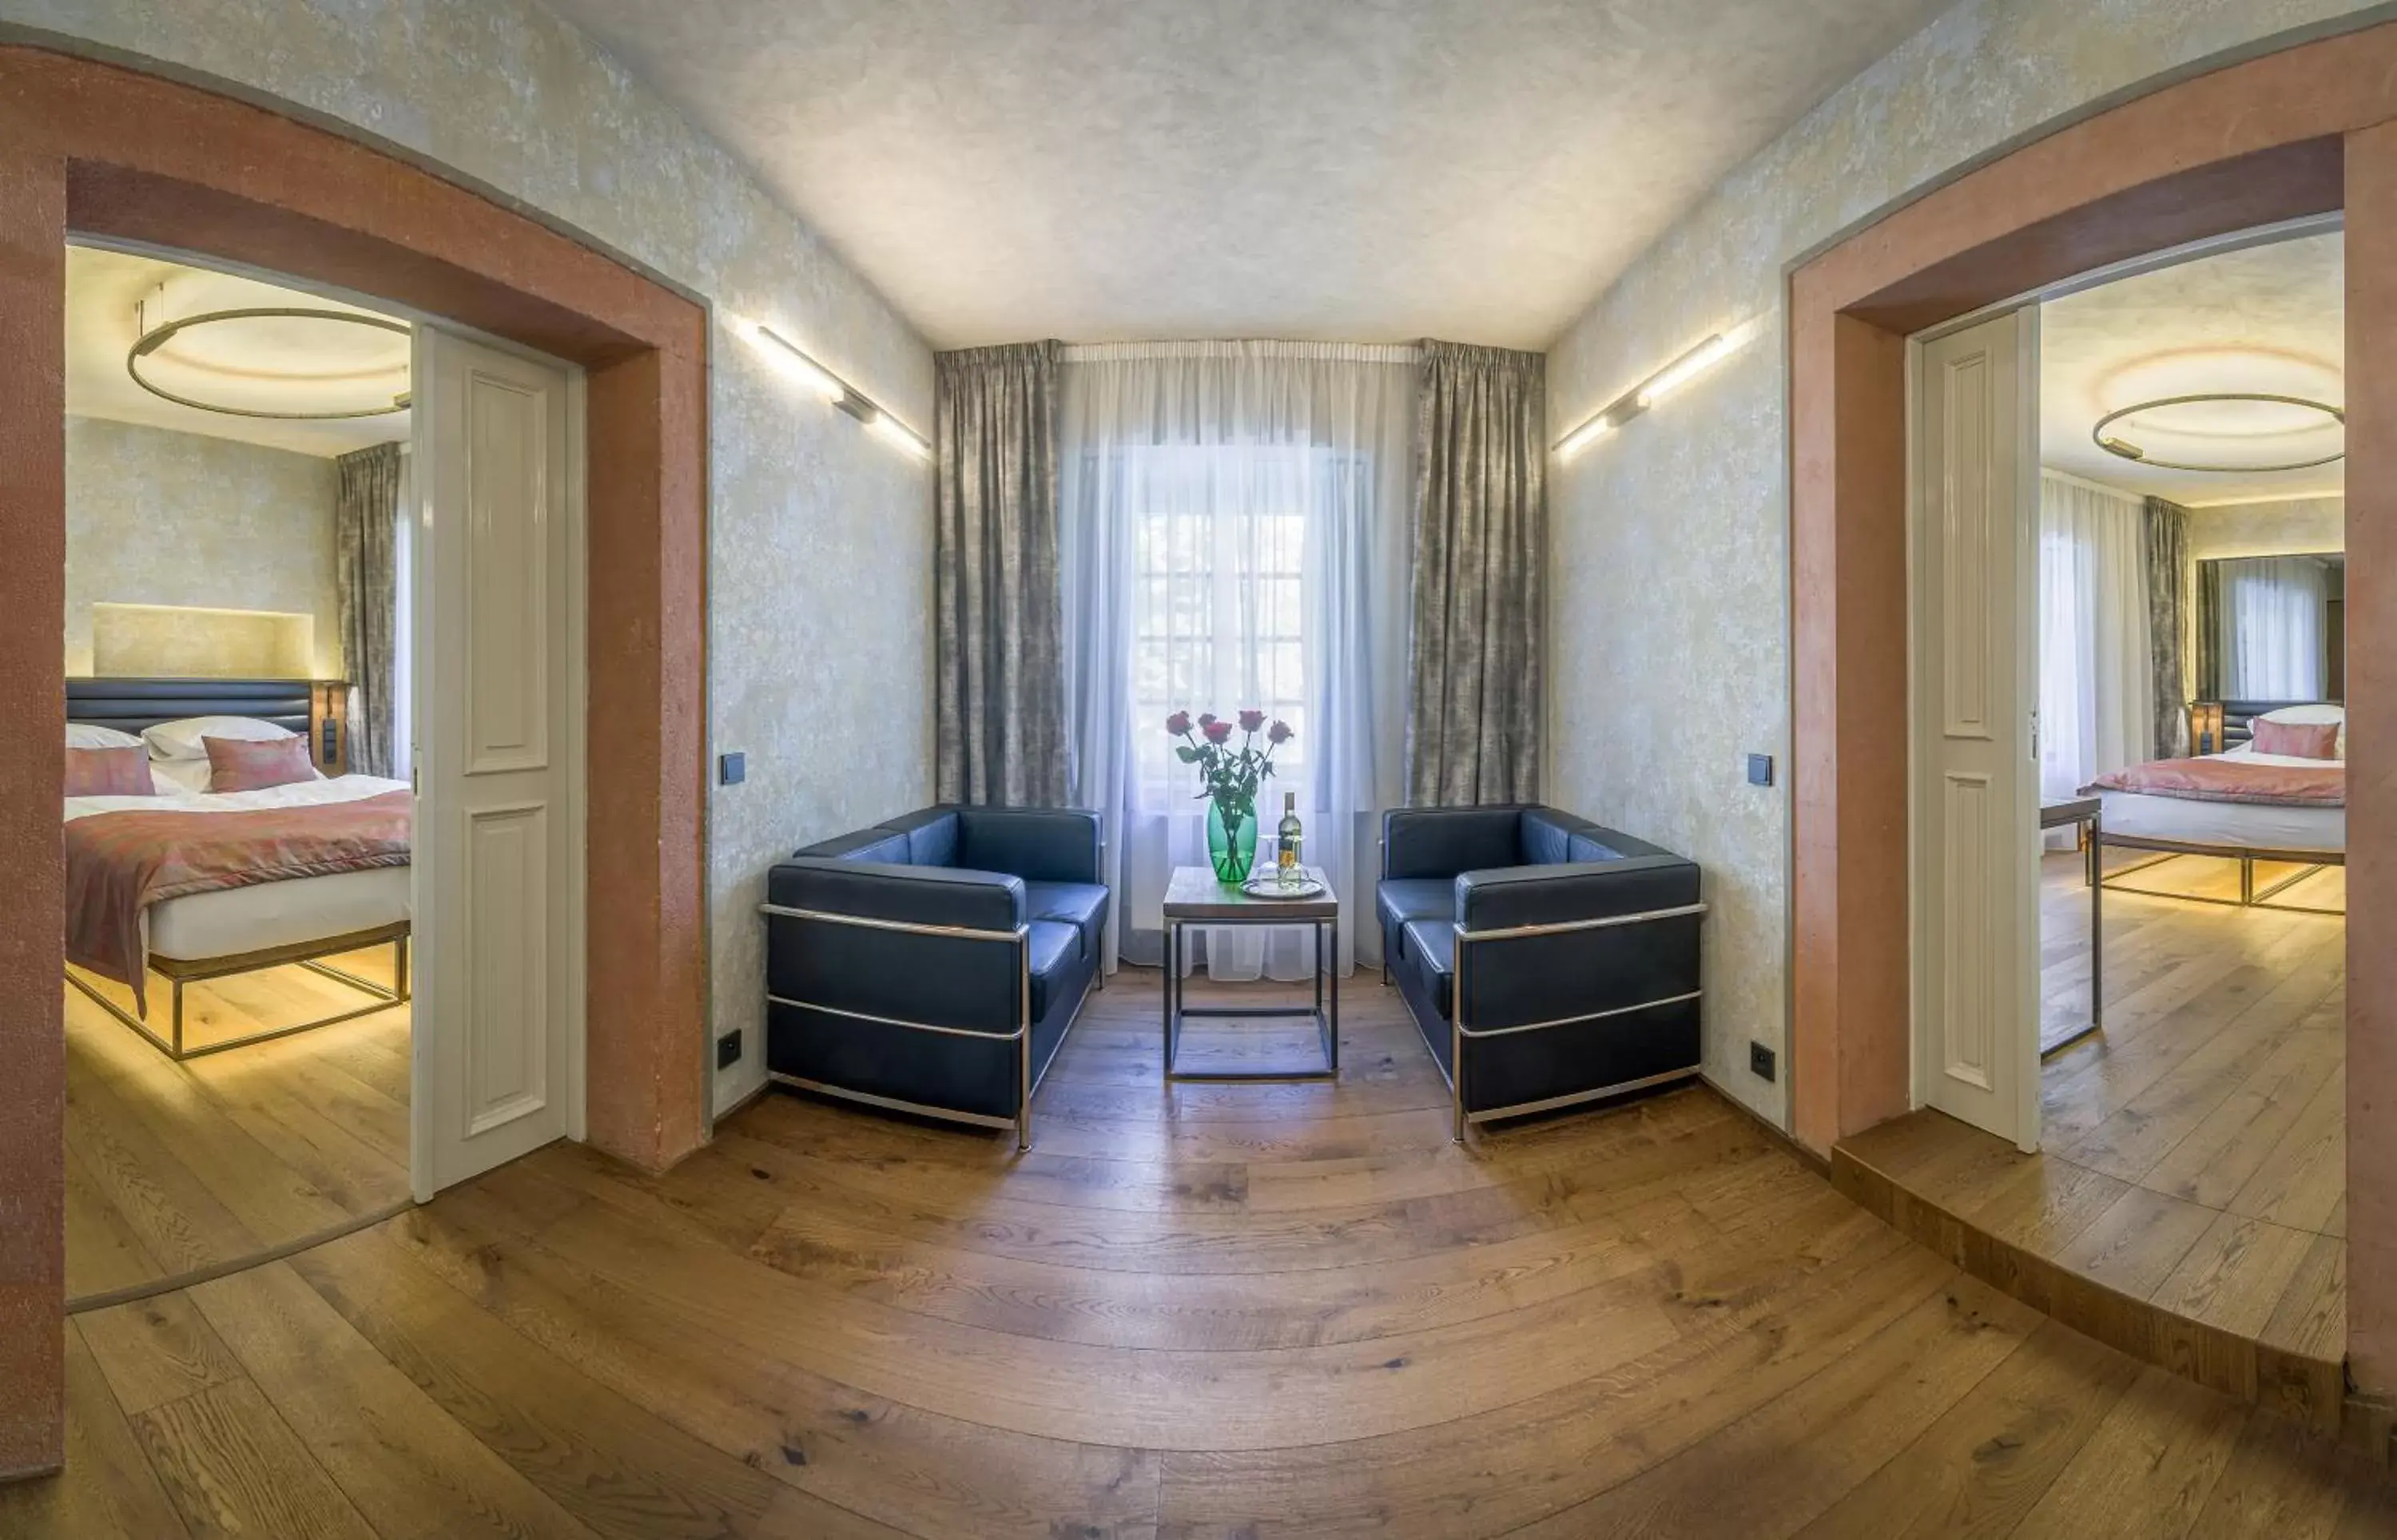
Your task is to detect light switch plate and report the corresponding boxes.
[718,751,746,786]
[1746,753,1774,788]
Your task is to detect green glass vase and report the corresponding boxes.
[1206,799,1258,883]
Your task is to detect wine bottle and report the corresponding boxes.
[1276,791,1303,885]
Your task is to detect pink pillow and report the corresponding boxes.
[64,744,154,796]
[203,733,316,792]
[2250,719,2341,760]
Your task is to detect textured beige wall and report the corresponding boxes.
[2,0,935,1114]
[2188,495,2346,558]
[1544,0,2388,1126]
[64,415,337,677]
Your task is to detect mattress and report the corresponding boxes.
[66,772,415,963]
[2099,778,2345,855]
[145,867,412,962]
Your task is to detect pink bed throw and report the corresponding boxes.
[2081,757,2344,809]
[65,791,412,1011]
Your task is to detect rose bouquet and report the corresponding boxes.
[1166,708,1294,883]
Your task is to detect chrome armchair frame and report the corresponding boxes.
[759,902,1092,1150]
[1443,899,1708,1142]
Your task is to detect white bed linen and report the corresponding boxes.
[2097,750,2344,855]
[66,775,413,963]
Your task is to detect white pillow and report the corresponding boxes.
[149,758,215,796]
[142,715,297,762]
[2258,704,2346,759]
[66,723,141,749]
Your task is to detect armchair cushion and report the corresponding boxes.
[1520,808,1604,866]
[793,828,912,863]
[877,807,962,868]
[1376,878,1454,931]
[1397,918,1456,1019]
[959,807,1104,885]
[1376,878,1455,966]
[1024,881,1109,961]
[1382,806,1525,879]
[1026,920,1083,1019]
[1568,827,1671,863]
[1455,856,1701,934]
[768,859,1025,934]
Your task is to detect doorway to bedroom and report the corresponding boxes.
[1902,216,2348,1363]
[2025,223,2348,1330]
[57,239,586,1308]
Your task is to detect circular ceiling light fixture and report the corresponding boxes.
[2092,391,2344,474]
[126,276,411,421]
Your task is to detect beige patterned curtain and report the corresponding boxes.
[1405,340,1545,805]
[334,443,403,777]
[2144,495,2191,759]
[935,341,1068,805]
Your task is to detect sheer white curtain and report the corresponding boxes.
[2220,556,2330,700]
[2038,474,2153,847]
[1060,342,1413,979]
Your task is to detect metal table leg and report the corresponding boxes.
[1326,918,1340,1074]
[1161,920,1178,1078]
[2090,807,2102,1033]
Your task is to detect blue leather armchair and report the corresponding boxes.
[763,806,1108,1148]
[1379,805,1704,1138]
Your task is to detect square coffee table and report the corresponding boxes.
[1161,864,1339,1081]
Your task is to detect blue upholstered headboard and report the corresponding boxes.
[2220,699,2341,746]
[65,677,314,738]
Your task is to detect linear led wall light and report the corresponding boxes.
[750,323,932,461]
[1554,331,1739,459]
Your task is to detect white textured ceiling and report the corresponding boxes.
[2040,233,2343,507]
[544,0,1950,348]
[66,246,411,458]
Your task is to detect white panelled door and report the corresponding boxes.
[411,324,583,1198]
[1910,309,2041,1151]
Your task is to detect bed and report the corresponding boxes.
[64,677,414,1059]
[2081,701,2345,915]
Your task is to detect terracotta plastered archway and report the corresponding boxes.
[1786,22,2397,1403]
[0,48,710,1475]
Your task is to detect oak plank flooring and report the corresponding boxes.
[131,1379,383,1540]
[0,1328,194,1538]
[1838,855,2351,1419]
[14,971,2392,1538]
[62,950,412,1307]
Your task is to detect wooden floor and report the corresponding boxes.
[10,971,2391,1538]
[2042,847,2345,1242]
[64,947,412,1308]
[1840,850,2348,1424]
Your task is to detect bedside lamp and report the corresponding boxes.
[2190,701,2224,757]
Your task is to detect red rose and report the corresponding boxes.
[1165,711,1192,736]
[1197,712,1218,729]
[1238,708,1266,732]
[1267,720,1293,744]
[1202,720,1233,744]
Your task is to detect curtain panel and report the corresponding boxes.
[1406,340,1545,806]
[2038,475,2153,846]
[1059,340,1415,978]
[2143,495,2191,759]
[334,442,403,777]
[934,340,1070,806]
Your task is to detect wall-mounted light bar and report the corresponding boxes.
[1554,331,1740,460]
[749,322,932,461]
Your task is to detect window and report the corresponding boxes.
[1125,446,1330,812]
